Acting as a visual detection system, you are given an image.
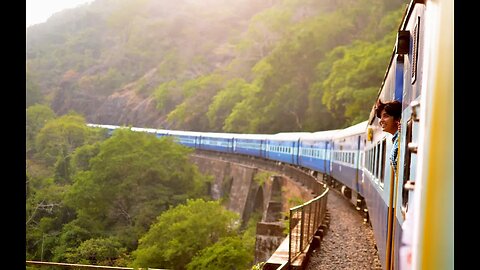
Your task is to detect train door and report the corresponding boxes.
[323,141,328,175]
[354,135,361,193]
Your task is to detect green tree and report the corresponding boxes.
[186,236,253,270]
[321,38,394,126]
[132,199,240,270]
[26,176,74,261]
[207,78,250,131]
[167,74,225,131]
[64,237,127,266]
[27,73,43,107]
[34,112,94,166]
[69,142,101,173]
[26,104,56,153]
[66,129,210,250]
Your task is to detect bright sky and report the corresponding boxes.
[26,0,94,27]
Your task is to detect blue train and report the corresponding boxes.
[87,0,453,269]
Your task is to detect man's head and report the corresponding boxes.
[375,99,402,135]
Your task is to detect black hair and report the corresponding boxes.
[375,99,402,120]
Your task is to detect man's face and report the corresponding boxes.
[379,110,398,135]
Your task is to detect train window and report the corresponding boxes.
[402,119,414,214]
[369,149,373,173]
[373,145,377,179]
[370,149,373,175]
[375,143,381,180]
[412,16,420,85]
[367,149,371,173]
[380,139,386,183]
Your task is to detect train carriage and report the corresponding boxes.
[199,132,235,153]
[298,130,339,175]
[166,130,202,148]
[265,133,309,165]
[330,121,367,198]
[233,133,268,158]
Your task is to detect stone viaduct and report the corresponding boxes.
[189,150,326,264]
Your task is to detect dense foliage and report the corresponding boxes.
[26,112,214,265]
[132,199,241,269]
[27,0,405,132]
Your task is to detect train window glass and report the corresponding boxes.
[371,149,374,175]
[373,146,377,179]
[380,139,386,183]
[402,119,414,213]
[365,149,371,172]
[375,143,381,180]
[369,149,373,173]
[412,16,420,85]
[365,150,370,171]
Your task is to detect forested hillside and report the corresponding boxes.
[27,0,406,132]
[27,0,410,268]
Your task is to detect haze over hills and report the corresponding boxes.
[27,0,405,133]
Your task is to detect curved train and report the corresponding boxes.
[88,0,453,269]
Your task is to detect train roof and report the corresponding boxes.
[233,133,270,140]
[298,129,342,141]
[130,127,157,133]
[333,121,368,139]
[86,123,121,130]
[269,132,312,141]
[167,130,203,136]
[200,132,236,139]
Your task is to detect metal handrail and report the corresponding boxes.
[288,187,329,265]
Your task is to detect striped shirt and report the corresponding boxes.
[390,131,399,173]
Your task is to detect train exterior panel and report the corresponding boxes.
[265,133,307,165]
[233,134,268,158]
[167,130,201,148]
[331,121,367,195]
[199,133,234,153]
[298,130,338,175]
